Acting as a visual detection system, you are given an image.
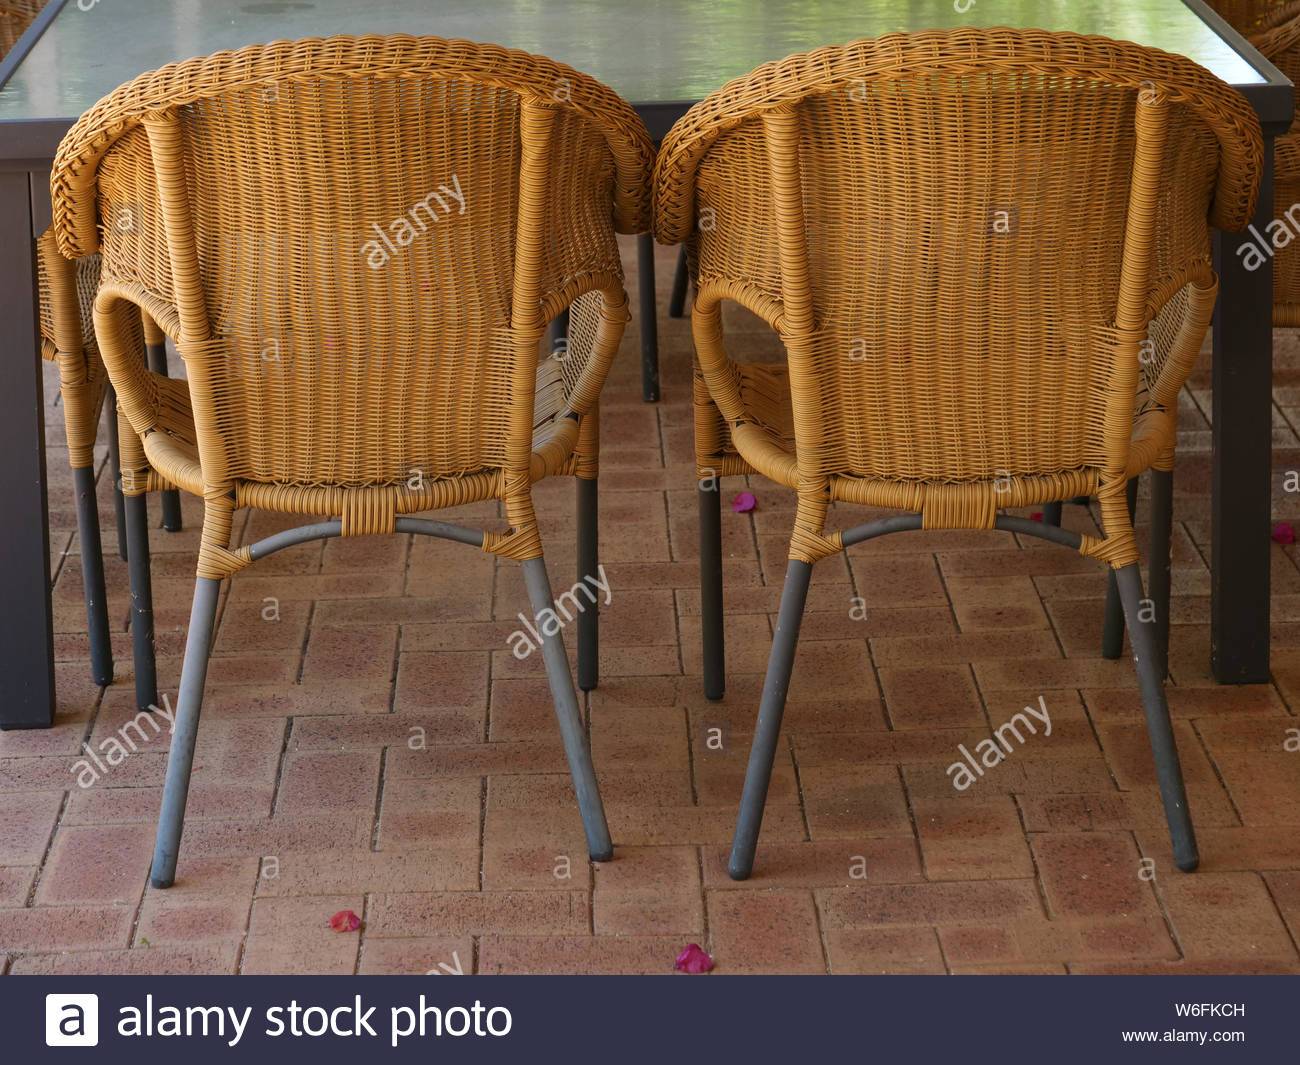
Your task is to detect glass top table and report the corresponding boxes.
[0,0,1291,727]
[0,0,1287,143]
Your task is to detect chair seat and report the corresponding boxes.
[698,356,1169,504]
[139,339,595,504]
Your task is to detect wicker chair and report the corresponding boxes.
[654,29,1262,880]
[0,0,42,56]
[1207,0,1300,47]
[25,0,183,700]
[12,0,125,689]
[1207,2,1300,323]
[52,34,654,887]
[38,230,185,703]
[36,234,127,689]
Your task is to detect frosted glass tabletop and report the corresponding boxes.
[0,0,1269,130]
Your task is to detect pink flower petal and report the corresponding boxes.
[732,492,757,513]
[328,909,361,933]
[675,943,714,973]
[1273,522,1296,545]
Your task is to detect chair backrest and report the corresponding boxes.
[1208,1,1300,87]
[655,29,1260,505]
[0,1,44,59]
[53,35,652,493]
[1208,0,1300,32]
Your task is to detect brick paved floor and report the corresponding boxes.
[3,237,1299,974]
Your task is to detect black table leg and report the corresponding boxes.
[637,232,660,403]
[145,339,184,532]
[0,171,55,728]
[550,307,570,357]
[669,244,689,318]
[1210,134,1274,684]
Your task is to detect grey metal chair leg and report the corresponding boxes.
[124,492,158,712]
[1102,476,1141,658]
[150,576,221,888]
[145,341,184,533]
[522,555,613,861]
[1148,468,1174,682]
[577,476,599,692]
[105,388,128,561]
[729,558,814,880]
[73,464,113,687]
[699,479,725,700]
[668,245,689,318]
[636,232,660,402]
[1114,562,1198,872]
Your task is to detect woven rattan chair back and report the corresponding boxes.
[1208,2,1300,79]
[0,0,43,57]
[1207,2,1300,325]
[54,35,652,571]
[1208,3,1300,103]
[656,30,1260,567]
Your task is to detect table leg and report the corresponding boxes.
[1210,134,1274,684]
[637,232,660,403]
[145,339,184,532]
[550,307,570,357]
[669,245,689,318]
[0,170,55,728]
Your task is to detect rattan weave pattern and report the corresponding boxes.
[654,28,1261,566]
[1208,0,1300,48]
[0,0,42,58]
[51,35,654,579]
[37,231,111,469]
[37,228,150,481]
[1208,2,1300,324]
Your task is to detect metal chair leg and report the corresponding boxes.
[105,387,128,561]
[577,476,599,692]
[124,492,158,712]
[73,464,113,687]
[668,245,689,318]
[1102,476,1141,658]
[699,479,725,700]
[729,558,814,880]
[145,340,184,533]
[522,555,613,861]
[636,232,660,403]
[150,576,221,888]
[1148,468,1174,682]
[1114,562,1198,872]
